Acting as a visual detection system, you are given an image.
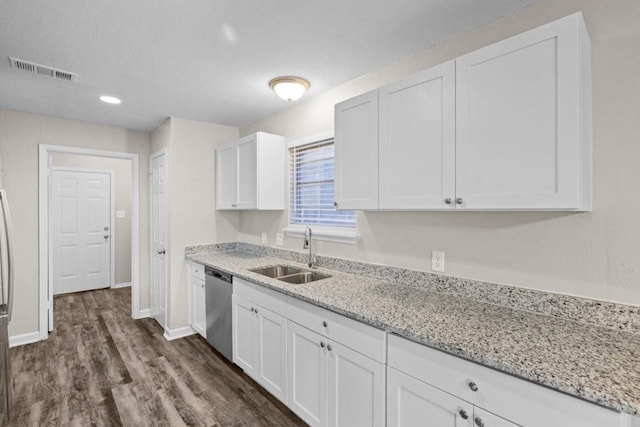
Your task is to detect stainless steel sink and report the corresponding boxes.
[250,265,305,278]
[249,265,331,284]
[278,271,332,284]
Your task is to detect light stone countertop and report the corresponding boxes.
[186,249,640,416]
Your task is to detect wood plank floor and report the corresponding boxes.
[8,287,307,427]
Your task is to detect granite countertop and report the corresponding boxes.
[187,249,640,416]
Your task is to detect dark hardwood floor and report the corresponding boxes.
[8,287,306,426]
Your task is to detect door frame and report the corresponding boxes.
[38,144,141,340]
[50,166,116,291]
[149,148,169,329]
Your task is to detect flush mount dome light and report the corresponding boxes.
[99,95,121,104]
[269,76,310,102]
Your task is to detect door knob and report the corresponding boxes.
[157,249,166,255]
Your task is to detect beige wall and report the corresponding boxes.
[0,109,150,337]
[239,0,640,306]
[152,117,239,330]
[52,154,133,286]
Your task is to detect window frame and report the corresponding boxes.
[284,131,359,244]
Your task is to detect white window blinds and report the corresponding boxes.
[289,139,356,228]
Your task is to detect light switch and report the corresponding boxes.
[116,210,126,218]
[261,232,267,244]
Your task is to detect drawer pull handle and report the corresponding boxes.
[322,321,328,327]
[458,409,469,420]
[468,381,478,392]
[474,417,484,427]
[327,344,332,351]
[320,341,325,348]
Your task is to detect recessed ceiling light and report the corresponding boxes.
[100,95,121,104]
[269,77,310,102]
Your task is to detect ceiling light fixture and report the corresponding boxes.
[100,95,121,105]
[269,76,310,102]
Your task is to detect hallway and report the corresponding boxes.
[8,287,305,426]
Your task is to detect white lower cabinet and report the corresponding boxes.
[188,262,206,338]
[287,319,385,427]
[232,279,288,403]
[388,334,625,427]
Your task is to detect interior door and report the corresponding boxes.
[51,169,112,295]
[150,151,167,328]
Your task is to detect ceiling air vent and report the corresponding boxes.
[9,57,78,83]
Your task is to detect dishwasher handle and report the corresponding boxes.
[205,267,232,283]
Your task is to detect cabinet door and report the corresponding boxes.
[327,340,385,427]
[456,14,588,210]
[379,61,456,210]
[257,306,287,403]
[236,135,258,209]
[216,143,238,209]
[334,90,379,210]
[287,321,328,427]
[192,277,206,338]
[473,408,519,427]
[387,367,473,427]
[232,295,257,377]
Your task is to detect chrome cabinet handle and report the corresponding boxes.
[458,409,469,420]
[320,341,325,348]
[322,321,328,327]
[104,235,110,239]
[474,417,484,427]
[445,198,453,205]
[467,381,478,392]
[157,249,166,254]
[327,344,332,351]
[456,197,464,205]
[333,201,338,208]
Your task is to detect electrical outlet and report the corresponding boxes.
[431,251,445,272]
[116,210,126,218]
[261,232,267,244]
[276,233,284,247]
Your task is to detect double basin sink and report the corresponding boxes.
[249,264,331,284]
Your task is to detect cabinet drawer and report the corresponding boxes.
[234,277,287,315]
[388,334,622,427]
[191,262,205,281]
[288,297,386,363]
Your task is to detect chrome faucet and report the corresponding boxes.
[303,226,316,268]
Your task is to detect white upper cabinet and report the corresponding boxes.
[455,12,591,210]
[379,61,456,210]
[334,90,379,210]
[334,12,591,211]
[216,132,285,210]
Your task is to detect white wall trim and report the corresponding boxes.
[163,325,195,341]
[39,144,141,341]
[113,282,131,289]
[287,130,334,149]
[9,331,42,348]
[136,308,151,319]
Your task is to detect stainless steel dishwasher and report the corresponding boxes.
[204,266,233,361]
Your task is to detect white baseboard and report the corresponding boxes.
[163,325,196,341]
[135,308,151,319]
[9,331,42,348]
[112,282,131,289]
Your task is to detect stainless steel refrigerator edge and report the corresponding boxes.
[0,189,15,426]
[204,267,233,361]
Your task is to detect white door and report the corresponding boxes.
[379,61,456,210]
[192,277,206,337]
[236,135,257,209]
[150,151,167,327]
[455,15,584,210]
[257,306,288,403]
[387,367,473,427]
[216,143,238,209]
[287,321,328,427]
[232,294,258,376]
[334,90,379,210]
[327,340,385,427]
[51,169,112,295]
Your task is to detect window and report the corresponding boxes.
[289,138,356,233]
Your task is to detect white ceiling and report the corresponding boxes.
[0,0,539,131]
